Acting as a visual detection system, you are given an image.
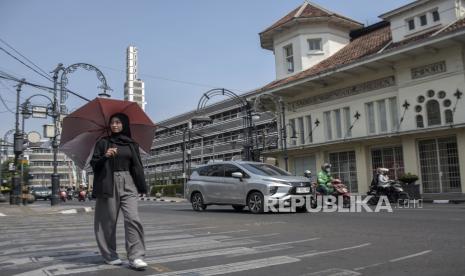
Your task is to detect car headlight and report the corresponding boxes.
[269,186,279,195]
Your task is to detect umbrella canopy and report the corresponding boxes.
[60,97,156,169]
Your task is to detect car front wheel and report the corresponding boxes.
[247,192,264,214]
[191,192,207,212]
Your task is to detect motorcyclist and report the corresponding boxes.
[317,163,334,195]
[377,168,390,186]
[304,170,312,182]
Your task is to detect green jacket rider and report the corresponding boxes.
[317,163,334,195]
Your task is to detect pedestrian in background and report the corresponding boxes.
[90,113,148,270]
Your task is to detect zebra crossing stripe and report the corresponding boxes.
[147,256,301,276]
[0,213,6,216]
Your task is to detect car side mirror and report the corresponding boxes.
[231,172,243,180]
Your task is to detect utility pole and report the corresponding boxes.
[50,64,64,206]
[12,79,25,205]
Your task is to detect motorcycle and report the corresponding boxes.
[310,179,351,208]
[367,180,409,205]
[78,190,87,202]
[59,190,67,202]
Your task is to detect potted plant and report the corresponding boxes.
[399,172,420,199]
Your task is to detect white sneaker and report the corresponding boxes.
[130,258,147,270]
[105,258,123,265]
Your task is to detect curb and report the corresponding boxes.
[138,197,185,203]
[422,199,465,204]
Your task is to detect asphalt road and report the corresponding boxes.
[1,199,465,276]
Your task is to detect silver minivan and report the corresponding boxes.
[186,161,311,213]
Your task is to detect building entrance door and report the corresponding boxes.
[418,137,461,193]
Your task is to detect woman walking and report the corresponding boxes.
[90,113,148,270]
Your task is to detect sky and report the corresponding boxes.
[0,0,412,142]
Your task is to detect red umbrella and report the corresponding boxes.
[60,97,156,169]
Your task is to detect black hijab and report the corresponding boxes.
[109,113,134,145]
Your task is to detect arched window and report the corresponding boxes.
[426,100,441,126]
[416,115,424,128]
[445,110,453,124]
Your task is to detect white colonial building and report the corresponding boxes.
[259,0,465,197]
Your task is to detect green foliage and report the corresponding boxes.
[150,184,183,197]
[399,172,419,184]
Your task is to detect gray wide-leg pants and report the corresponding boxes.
[94,171,145,262]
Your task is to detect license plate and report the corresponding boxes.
[296,187,310,193]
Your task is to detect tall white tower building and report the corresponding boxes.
[124,46,146,110]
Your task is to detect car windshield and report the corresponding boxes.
[33,187,49,191]
[241,163,291,176]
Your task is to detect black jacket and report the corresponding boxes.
[90,137,147,198]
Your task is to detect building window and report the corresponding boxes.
[365,102,376,134]
[445,109,453,124]
[284,44,294,73]
[389,97,398,131]
[371,146,404,180]
[377,100,388,132]
[307,38,322,51]
[324,111,332,141]
[432,10,440,22]
[420,14,427,26]
[426,100,441,126]
[289,118,297,146]
[408,19,415,30]
[306,115,313,143]
[416,115,424,128]
[297,117,305,145]
[343,107,351,138]
[334,109,342,139]
[329,151,358,193]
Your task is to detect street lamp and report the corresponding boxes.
[48,62,111,206]
[196,88,254,161]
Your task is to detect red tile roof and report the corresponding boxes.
[262,23,391,90]
[261,2,361,35]
[260,17,465,92]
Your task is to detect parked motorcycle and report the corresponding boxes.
[367,180,409,205]
[78,190,87,202]
[310,179,351,208]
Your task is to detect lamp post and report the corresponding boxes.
[196,88,254,161]
[48,62,111,206]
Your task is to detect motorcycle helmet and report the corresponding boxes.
[304,170,312,177]
[321,163,331,173]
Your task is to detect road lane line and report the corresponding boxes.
[389,250,432,263]
[146,256,301,276]
[252,237,320,248]
[295,243,371,258]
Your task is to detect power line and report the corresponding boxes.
[0,46,53,82]
[0,81,15,114]
[97,64,246,92]
[0,37,51,80]
[0,75,91,102]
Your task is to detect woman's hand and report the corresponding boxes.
[105,147,118,157]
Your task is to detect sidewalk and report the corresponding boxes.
[138,196,187,203]
[0,203,93,216]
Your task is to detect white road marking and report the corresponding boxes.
[218,232,280,242]
[147,255,301,276]
[0,212,6,216]
[389,250,432,263]
[302,268,362,276]
[296,243,371,258]
[253,237,320,248]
